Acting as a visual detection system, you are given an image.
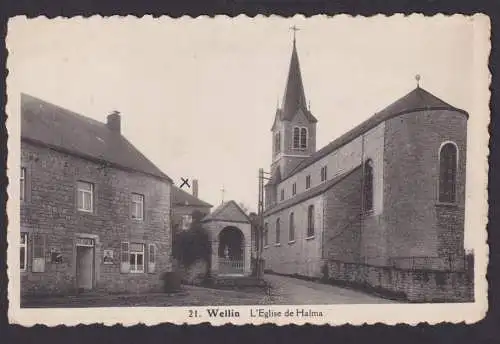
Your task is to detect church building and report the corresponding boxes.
[262,36,471,301]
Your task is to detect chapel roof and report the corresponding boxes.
[172,186,212,208]
[283,86,468,180]
[21,93,172,182]
[203,200,250,223]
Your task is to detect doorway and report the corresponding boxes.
[76,238,95,291]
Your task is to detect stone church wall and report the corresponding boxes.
[20,141,172,296]
[262,194,324,278]
[383,109,467,266]
[323,167,363,263]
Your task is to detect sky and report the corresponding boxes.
[7,15,490,249]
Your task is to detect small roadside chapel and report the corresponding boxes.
[202,201,252,277]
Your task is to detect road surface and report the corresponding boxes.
[265,274,395,304]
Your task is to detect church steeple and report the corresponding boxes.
[282,36,308,121]
[268,30,318,180]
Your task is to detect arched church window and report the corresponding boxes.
[363,159,374,212]
[439,142,458,203]
[300,128,308,149]
[264,223,269,247]
[275,132,281,153]
[275,218,281,244]
[307,205,314,237]
[293,127,300,149]
[289,212,295,242]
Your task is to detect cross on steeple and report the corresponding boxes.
[290,25,300,44]
[415,74,421,88]
[220,185,225,204]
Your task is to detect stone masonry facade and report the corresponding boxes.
[21,141,172,296]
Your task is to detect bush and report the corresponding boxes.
[172,218,211,268]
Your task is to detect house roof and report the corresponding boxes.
[172,186,212,208]
[203,200,250,223]
[283,86,468,180]
[272,41,317,130]
[264,166,361,216]
[21,93,172,182]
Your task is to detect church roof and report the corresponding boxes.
[264,166,362,216]
[21,93,173,182]
[283,86,468,180]
[172,186,212,208]
[272,40,317,130]
[203,200,250,223]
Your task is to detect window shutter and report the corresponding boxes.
[32,233,45,273]
[120,242,130,273]
[148,244,156,273]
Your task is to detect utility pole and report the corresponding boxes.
[257,168,271,278]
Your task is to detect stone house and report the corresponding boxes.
[262,38,471,301]
[171,180,212,233]
[20,94,173,296]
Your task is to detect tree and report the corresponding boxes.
[172,210,211,268]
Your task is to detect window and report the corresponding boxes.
[32,233,45,272]
[300,128,307,149]
[77,181,94,212]
[306,175,311,189]
[292,182,297,196]
[131,193,144,220]
[293,127,300,149]
[439,142,458,203]
[20,233,27,271]
[264,223,269,247]
[148,244,156,273]
[181,214,192,230]
[307,205,315,237]
[275,132,281,153]
[321,166,327,182]
[275,218,281,244]
[289,212,295,242]
[129,243,145,273]
[120,242,130,273]
[20,167,26,201]
[363,160,374,212]
[280,189,285,201]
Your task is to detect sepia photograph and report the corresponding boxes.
[6,14,489,326]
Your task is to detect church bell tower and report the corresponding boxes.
[270,28,318,180]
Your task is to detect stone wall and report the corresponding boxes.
[383,109,467,263]
[262,194,324,278]
[323,167,362,263]
[20,141,172,296]
[326,259,473,302]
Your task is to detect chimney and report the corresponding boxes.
[192,179,199,198]
[107,111,121,134]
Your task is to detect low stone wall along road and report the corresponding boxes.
[22,274,395,308]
